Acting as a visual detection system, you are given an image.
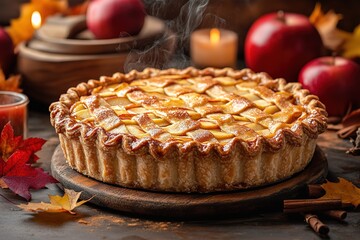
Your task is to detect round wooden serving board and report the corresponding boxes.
[51,145,327,219]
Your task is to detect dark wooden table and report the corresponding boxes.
[1,106,359,240]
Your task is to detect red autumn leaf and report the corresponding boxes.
[0,122,57,201]
[3,168,57,201]
[18,137,46,163]
[0,122,22,160]
[0,150,33,176]
[0,122,46,163]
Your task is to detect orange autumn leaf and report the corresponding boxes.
[320,177,360,208]
[309,3,351,51]
[342,25,360,59]
[18,189,93,214]
[6,0,68,46]
[0,68,22,92]
[64,0,90,16]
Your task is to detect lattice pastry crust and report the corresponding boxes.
[50,67,327,192]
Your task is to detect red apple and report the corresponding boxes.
[86,0,146,39]
[0,27,15,74]
[245,11,323,82]
[299,56,360,117]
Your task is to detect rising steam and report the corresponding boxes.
[124,0,213,72]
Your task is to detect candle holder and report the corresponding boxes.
[190,28,238,68]
[0,91,29,138]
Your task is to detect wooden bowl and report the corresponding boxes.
[18,16,175,105]
[29,16,165,55]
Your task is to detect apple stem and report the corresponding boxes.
[277,10,286,23]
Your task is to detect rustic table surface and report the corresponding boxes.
[1,105,359,240]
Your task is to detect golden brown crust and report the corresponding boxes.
[57,132,317,192]
[50,67,327,192]
[50,67,327,157]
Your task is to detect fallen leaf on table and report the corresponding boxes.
[342,25,360,59]
[309,3,351,51]
[18,189,93,214]
[0,122,57,200]
[0,69,21,92]
[320,177,360,208]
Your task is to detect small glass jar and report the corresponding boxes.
[0,91,29,138]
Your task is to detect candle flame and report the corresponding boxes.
[210,28,220,44]
[31,11,42,30]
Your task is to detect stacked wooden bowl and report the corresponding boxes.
[18,15,175,105]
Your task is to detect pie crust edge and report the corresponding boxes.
[50,67,327,192]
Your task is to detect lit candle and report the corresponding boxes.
[31,11,42,30]
[190,28,238,68]
[0,91,29,138]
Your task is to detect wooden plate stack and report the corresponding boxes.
[18,15,175,105]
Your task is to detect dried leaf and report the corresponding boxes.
[0,178,8,188]
[3,168,57,200]
[309,3,351,51]
[0,121,22,160]
[0,122,57,200]
[0,122,46,163]
[320,177,360,207]
[18,189,93,214]
[6,0,68,46]
[0,68,22,92]
[64,0,89,16]
[18,202,64,213]
[343,25,360,59]
[337,108,360,139]
[347,127,360,155]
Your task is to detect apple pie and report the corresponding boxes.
[50,67,327,192]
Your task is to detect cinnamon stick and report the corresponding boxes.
[304,214,329,235]
[321,210,347,221]
[307,184,325,198]
[283,199,342,213]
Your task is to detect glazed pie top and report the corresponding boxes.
[53,68,327,157]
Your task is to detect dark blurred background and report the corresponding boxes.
[1,0,359,55]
